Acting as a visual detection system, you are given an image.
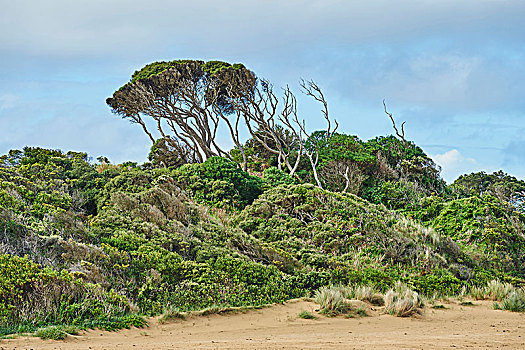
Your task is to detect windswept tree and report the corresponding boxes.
[107,59,338,185]
[107,60,255,166]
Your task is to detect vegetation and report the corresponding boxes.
[298,310,317,319]
[1,58,525,338]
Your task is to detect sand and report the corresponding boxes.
[3,299,525,349]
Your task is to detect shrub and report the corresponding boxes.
[175,157,263,209]
[262,167,296,188]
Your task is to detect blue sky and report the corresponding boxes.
[1,0,525,182]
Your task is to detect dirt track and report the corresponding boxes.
[3,299,525,349]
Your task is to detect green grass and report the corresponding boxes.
[498,290,525,312]
[298,310,317,319]
[460,301,475,306]
[159,307,186,324]
[34,325,80,340]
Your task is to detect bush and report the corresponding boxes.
[175,157,263,208]
[298,310,317,319]
[262,167,296,188]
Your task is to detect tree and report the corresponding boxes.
[453,171,525,212]
[108,59,338,185]
[107,60,255,167]
[148,136,198,169]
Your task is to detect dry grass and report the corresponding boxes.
[314,286,349,316]
[384,282,423,317]
[332,284,384,306]
[470,280,515,301]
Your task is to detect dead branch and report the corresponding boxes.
[383,99,406,145]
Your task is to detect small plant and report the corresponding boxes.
[485,280,515,301]
[298,310,317,319]
[469,285,487,300]
[333,284,384,305]
[432,304,446,309]
[384,282,424,317]
[159,306,186,324]
[355,307,368,317]
[314,286,349,316]
[34,325,79,340]
[460,301,475,306]
[498,289,525,312]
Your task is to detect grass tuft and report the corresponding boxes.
[34,325,80,340]
[499,289,525,312]
[384,282,423,317]
[314,286,349,316]
[159,306,186,324]
[298,310,317,319]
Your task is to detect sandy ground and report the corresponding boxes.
[3,299,525,350]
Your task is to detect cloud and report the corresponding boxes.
[0,94,20,111]
[431,149,477,183]
[1,1,524,58]
[0,0,524,180]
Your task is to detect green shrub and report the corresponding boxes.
[175,157,263,208]
[262,167,296,188]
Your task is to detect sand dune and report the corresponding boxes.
[3,299,525,349]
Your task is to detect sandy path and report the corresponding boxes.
[3,299,525,349]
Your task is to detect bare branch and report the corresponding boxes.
[383,99,406,145]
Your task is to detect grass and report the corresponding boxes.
[384,282,424,317]
[298,310,317,319]
[472,280,516,301]
[432,304,447,309]
[314,286,349,316]
[34,325,80,340]
[332,284,384,306]
[460,301,475,306]
[496,289,525,312]
[159,306,186,324]
[159,304,268,324]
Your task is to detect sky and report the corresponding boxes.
[1,0,525,183]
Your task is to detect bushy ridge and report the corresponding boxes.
[0,144,524,337]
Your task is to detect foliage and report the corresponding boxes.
[1,143,525,335]
[499,289,525,312]
[174,156,263,209]
[453,171,525,213]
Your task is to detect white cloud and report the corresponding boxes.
[432,149,477,183]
